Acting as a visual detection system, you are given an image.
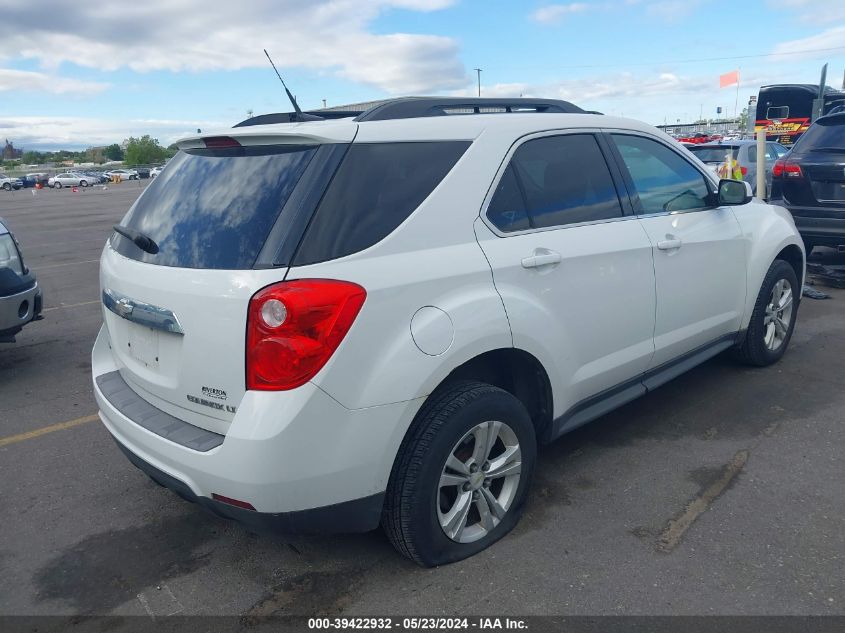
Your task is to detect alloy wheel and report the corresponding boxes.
[437,420,522,544]
[763,278,794,351]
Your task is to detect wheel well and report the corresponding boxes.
[777,244,804,286]
[440,349,553,442]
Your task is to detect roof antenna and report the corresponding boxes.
[264,49,320,122]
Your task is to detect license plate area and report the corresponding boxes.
[128,325,160,369]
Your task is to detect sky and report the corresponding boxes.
[1,0,843,151]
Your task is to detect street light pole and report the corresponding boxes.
[474,68,482,97]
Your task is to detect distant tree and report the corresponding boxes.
[738,107,749,131]
[104,143,124,161]
[123,135,167,166]
[22,151,43,164]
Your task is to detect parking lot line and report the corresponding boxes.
[43,300,100,312]
[0,414,99,448]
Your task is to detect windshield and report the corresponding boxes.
[112,144,317,269]
[688,146,739,163]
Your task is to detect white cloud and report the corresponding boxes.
[770,26,845,62]
[0,0,466,95]
[0,68,109,95]
[767,0,845,24]
[0,116,227,150]
[530,3,590,24]
[644,0,703,22]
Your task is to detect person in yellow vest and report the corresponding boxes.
[717,153,743,181]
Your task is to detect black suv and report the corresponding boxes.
[771,112,845,253]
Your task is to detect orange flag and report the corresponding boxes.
[720,70,739,88]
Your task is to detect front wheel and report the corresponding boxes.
[734,259,799,366]
[383,381,536,567]
[79,180,88,187]
[2,183,10,191]
[54,182,62,189]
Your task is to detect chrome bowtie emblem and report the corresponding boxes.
[115,298,134,316]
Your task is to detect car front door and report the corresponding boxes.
[606,132,747,372]
[475,131,656,431]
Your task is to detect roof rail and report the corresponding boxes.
[354,97,585,122]
[234,110,364,127]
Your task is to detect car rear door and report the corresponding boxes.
[605,132,747,371]
[475,131,656,428]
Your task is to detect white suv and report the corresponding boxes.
[93,98,804,566]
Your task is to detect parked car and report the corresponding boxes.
[771,111,845,253]
[104,169,140,181]
[0,174,23,191]
[25,173,50,187]
[687,140,789,195]
[149,165,165,178]
[0,217,43,342]
[135,167,151,179]
[48,172,93,188]
[93,98,805,567]
[677,132,713,144]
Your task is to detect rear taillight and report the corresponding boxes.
[246,280,366,391]
[772,159,802,179]
[740,166,748,176]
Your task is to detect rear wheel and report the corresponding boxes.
[734,259,799,366]
[79,180,88,187]
[383,381,536,567]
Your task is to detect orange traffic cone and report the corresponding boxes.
[72,186,78,192]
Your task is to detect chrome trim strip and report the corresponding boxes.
[102,288,184,335]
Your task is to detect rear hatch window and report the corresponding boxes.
[688,146,739,163]
[793,116,845,154]
[112,145,317,269]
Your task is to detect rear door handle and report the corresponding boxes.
[521,249,562,269]
[657,237,683,251]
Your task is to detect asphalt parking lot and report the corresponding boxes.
[0,183,843,618]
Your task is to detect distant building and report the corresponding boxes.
[2,139,23,160]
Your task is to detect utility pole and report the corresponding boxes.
[322,99,327,108]
[474,68,482,97]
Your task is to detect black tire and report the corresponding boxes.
[54,182,62,189]
[734,259,799,366]
[79,180,88,188]
[2,183,10,191]
[382,380,536,567]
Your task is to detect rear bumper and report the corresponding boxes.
[92,325,422,531]
[774,202,845,244]
[0,283,42,338]
[113,438,384,533]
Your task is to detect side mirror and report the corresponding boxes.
[718,178,752,206]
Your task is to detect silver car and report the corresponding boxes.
[48,172,93,188]
[687,140,789,196]
[0,218,43,342]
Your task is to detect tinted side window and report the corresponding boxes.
[293,141,470,266]
[487,165,530,232]
[488,134,622,231]
[611,135,714,214]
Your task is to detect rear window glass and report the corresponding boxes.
[793,116,845,152]
[688,146,739,163]
[292,141,470,266]
[112,145,317,269]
